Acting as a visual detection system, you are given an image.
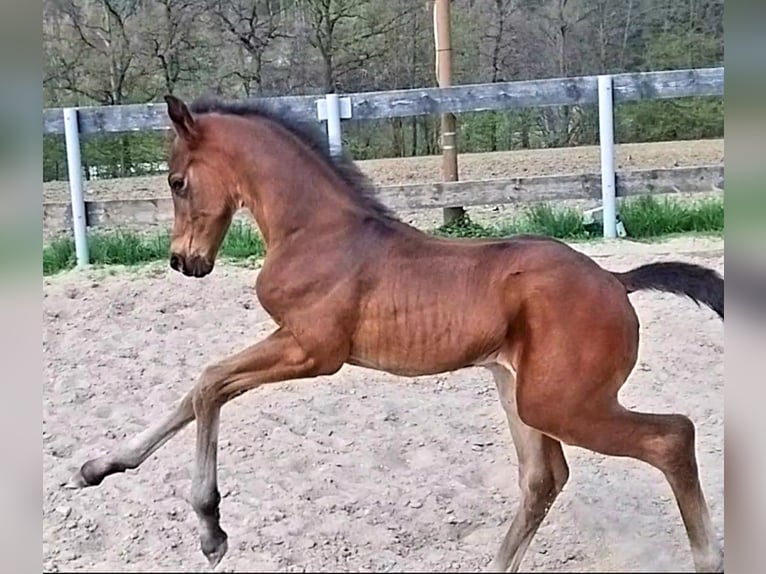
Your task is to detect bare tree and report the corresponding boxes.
[205,0,287,96]
[299,0,414,92]
[49,0,149,105]
[530,0,594,146]
[474,0,518,150]
[142,0,207,96]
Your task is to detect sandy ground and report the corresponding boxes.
[42,139,724,204]
[42,236,724,573]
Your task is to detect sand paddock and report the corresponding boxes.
[43,236,724,573]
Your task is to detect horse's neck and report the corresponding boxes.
[239,157,363,250]
[232,121,407,250]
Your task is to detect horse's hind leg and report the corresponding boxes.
[552,405,722,572]
[517,372,723,572]
[485,366,569,573]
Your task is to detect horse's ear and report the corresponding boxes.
[164,95,197,141]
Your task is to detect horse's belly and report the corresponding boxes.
[347,304,505,377]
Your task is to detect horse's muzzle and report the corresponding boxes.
[170,253,213,278]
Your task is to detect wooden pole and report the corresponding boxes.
[434,0,464,224]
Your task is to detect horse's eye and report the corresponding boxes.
[168,175,185,193]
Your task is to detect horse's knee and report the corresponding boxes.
[192,364,229,409]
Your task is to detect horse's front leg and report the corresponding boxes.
[184,327,343,567]
[68,392,195,488]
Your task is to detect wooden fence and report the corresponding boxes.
[43,67,723,135]
[43,67,724,264]
[43,165,724,236]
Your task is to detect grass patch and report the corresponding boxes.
[43,230,172,275]
[511,203,591,239]
[618,195,724,238]
[90,230,172,265]
[43,196,723,276]
[219,222,266,259]
[432,216,499,239]
[43,221,265,276]
[435,196,723,241]
[43,236,78,275]
[434,204,591,240]
[434,204,596,241]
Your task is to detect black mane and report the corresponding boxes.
[189,97,399,222]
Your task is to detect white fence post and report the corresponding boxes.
[325,93,342,156]
[597,75,617,239]
[63,107,89,267]
[316,94,352,157]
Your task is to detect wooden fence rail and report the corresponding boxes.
[43,67,722,135]
[42,66,724,265]
[42,165,723,236]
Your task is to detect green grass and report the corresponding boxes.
[504,203,592,240]
[42,196,723,276]
[433,203,591,240]
[43,221,265,276]
[435,196,724,241]
[618,195,724,238]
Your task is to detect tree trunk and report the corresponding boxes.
[392,118,404,157]
[411,118,418,156]
[520,111,531,149]
[323,50,334,92]
[120,136,132,178]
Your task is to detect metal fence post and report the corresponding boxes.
[597,75,617,239]
[316,94,352,157]
[325,93,342,156]
[63,107,89,267]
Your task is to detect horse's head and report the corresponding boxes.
[164,95,238,278]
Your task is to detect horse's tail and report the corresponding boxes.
[611,261,724,320]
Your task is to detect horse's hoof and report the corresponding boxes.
[695,548,724,573]
[202,529,228,569]
[483,559,505,573]
[711,553,724,573]
[64,467,91,489]
[63,458,108,489]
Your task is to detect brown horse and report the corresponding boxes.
[68,95,724,572]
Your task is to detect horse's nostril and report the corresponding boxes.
[170,254,182,271]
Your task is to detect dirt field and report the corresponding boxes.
[43,139,724,204]
[42,236,724,573]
